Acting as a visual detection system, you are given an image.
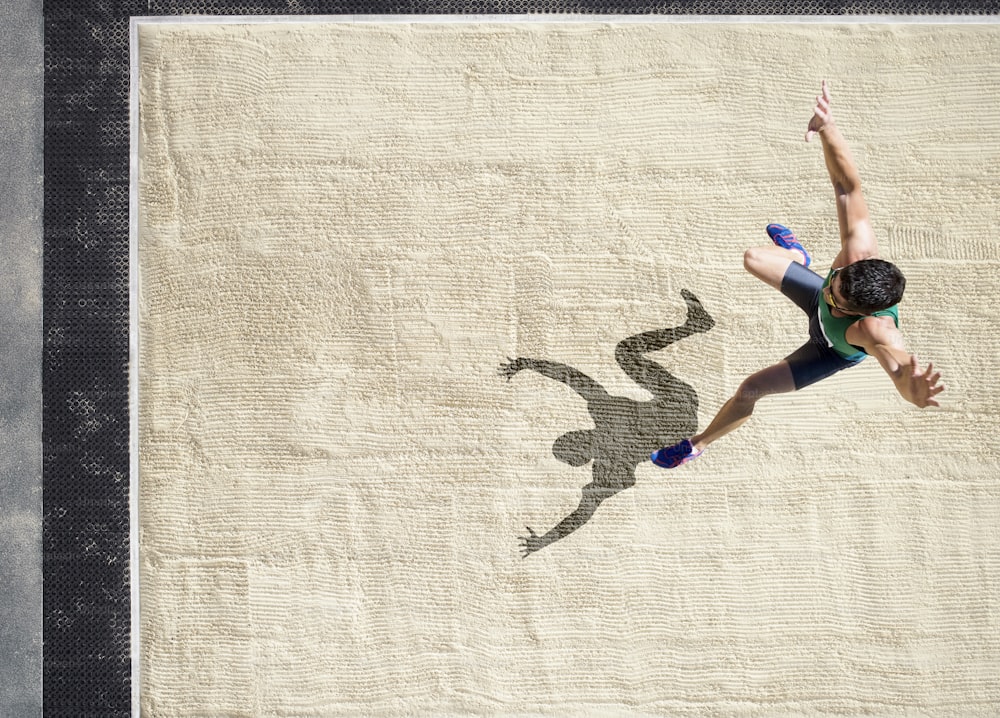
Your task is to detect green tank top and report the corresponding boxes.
[818,269,899,360]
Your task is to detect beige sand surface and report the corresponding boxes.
[137,21,1000,716]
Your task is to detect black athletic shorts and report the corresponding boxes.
[780,261,865,390]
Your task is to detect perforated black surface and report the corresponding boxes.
[42,0,998,714]
[44,2,141,715]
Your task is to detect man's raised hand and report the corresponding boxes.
[805,79,833,142]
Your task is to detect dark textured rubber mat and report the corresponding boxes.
[43,1,998,715]
[44,4,141,716]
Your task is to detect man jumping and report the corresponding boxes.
[651,80,945,470]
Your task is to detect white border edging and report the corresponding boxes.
[130,13,999,24]
[128,16,142,718]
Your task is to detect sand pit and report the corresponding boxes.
[136,20,1000,715]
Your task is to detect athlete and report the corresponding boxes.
[651,80,944,469]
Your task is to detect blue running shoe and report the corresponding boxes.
[766,223,811,267]
[651,439,703,469]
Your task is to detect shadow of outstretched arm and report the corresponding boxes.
[499,357,609,404]
[519,457,635,557]
[519,484,616,558]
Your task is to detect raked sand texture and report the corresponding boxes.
[137,22,1000,716]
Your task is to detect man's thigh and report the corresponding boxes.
[779,260,824,315]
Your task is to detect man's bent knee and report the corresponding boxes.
[735,377,768,405]
[738,363,797,402]
[743,247,762,275]
[744,246,791,287]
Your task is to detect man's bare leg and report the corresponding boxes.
[651,236,809,469]
[743,245,807,291]
[690,244,807,450]
[690,360,797,452]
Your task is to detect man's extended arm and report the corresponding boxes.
[806,80,878,265]
[857,319,944,408]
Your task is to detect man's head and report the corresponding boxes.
[833,258,905,315]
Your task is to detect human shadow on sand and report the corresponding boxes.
[500,289,715,557]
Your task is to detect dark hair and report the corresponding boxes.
[839,259,906,314]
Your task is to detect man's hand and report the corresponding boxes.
[805,79,833,142]
[903,354,945,408]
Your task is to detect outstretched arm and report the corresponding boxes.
[499,357,608,403]
[856,319,944,408]
[805,80,878,267]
